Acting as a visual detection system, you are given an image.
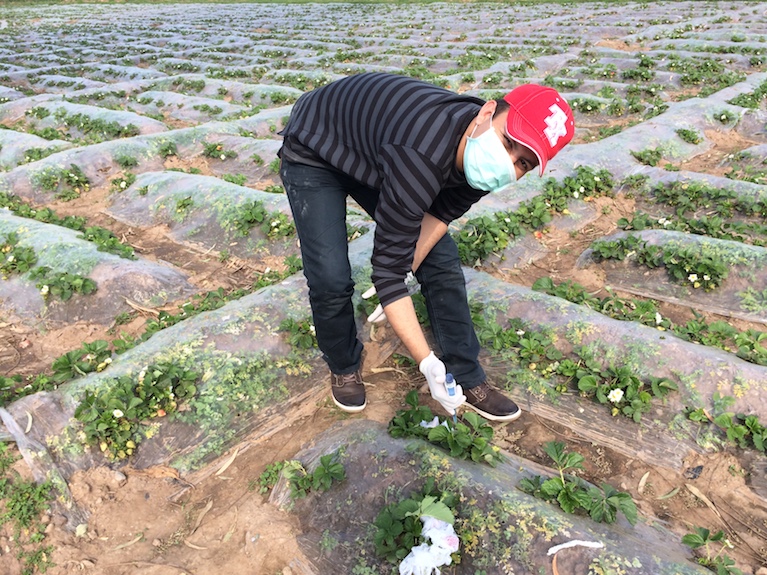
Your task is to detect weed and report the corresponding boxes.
[0,443,55,575]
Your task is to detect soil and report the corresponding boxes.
[2,108,767,575]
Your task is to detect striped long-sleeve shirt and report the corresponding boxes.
[279,72,487,307]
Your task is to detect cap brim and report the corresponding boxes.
[505,126,546,177]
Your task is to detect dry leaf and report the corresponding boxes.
[112,534,143,550]
[638,471,650,495]
[656,487,679,500]
[191,500,213,534]
[222,507,238,543]
[685,484,723,521]
[184,539,208,550]
[215,447,239,476]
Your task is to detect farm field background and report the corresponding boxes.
[1,1,767,574]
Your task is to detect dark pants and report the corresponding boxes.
[281,159,485,389]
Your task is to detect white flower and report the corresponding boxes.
[138,369,146,383]
[104,357,112,365]
[7,255,14,263]
[220,154,226,160]
[40,285,49,295]
[608,388,624,403]
[703,274,710,281]
[594,176,601,182]
[573,191,579,199]
[120,180,127,189]
[655,312,662,325]
[309,325,316,335]
[688,274,698,282]
[579,186,585,193]
[516,329,525,336]
[112,409,124,418]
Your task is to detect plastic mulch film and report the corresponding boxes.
[13,100,169,138]
[127,90,249,123]
[2,271,319,496]
[0,85,26,103]
[463,268,767,431]
[106,171,298,260]
[578,229,767,324]
[0,129,70,170]
[0,235,380,525]
[0,106,291,205]
[271,420,710,575]
[144,75,303,107]
[0,210,196,324]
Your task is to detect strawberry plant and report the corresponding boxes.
[203,141,237,160]
[51,340,111,382]
[518,441,637,525]
[111,172,136,192]
[388,391,503,466]
[683,527,743,575]
[631,147,663,166]
[231,199,268,236]
[157,140,178,157]
[591,235,729,291]
[676,128,703,145]
[79,226,136,259]
[278,317,316,349]
[29,267,97,301]
[283,449,345,499]
[74,362,200,460]
[0,233,37,277]
[373,478,456,563]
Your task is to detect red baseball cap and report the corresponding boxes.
[503,84,575,176]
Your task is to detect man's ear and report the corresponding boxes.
[474,99,498,127]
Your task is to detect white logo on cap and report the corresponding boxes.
[544,104,568,147]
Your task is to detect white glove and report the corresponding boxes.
[362,284,387,323]
[361,272,420,324]
[419,352,465,415]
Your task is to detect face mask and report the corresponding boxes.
[462,118,516,193]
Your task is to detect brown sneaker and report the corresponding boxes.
[465,383,521,422]
[330,370,367,412]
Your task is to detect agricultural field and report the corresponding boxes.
[0,1,767,574]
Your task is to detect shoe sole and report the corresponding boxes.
[465,402,522,422]
[332,396,367,413]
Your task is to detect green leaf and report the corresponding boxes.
[427,426,450,443]
[540,477,564,498]
[577,374,599,393]
[418,497,455,525]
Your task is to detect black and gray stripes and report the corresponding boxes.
[280,73,486,306]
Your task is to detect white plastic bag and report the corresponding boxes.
[399,516,460,575]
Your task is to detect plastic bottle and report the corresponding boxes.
[445,373,456,397]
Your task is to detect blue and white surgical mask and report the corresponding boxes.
[462,118,516,193]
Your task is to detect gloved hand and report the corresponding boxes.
[419,352,465,415]
[362,272,420,324]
